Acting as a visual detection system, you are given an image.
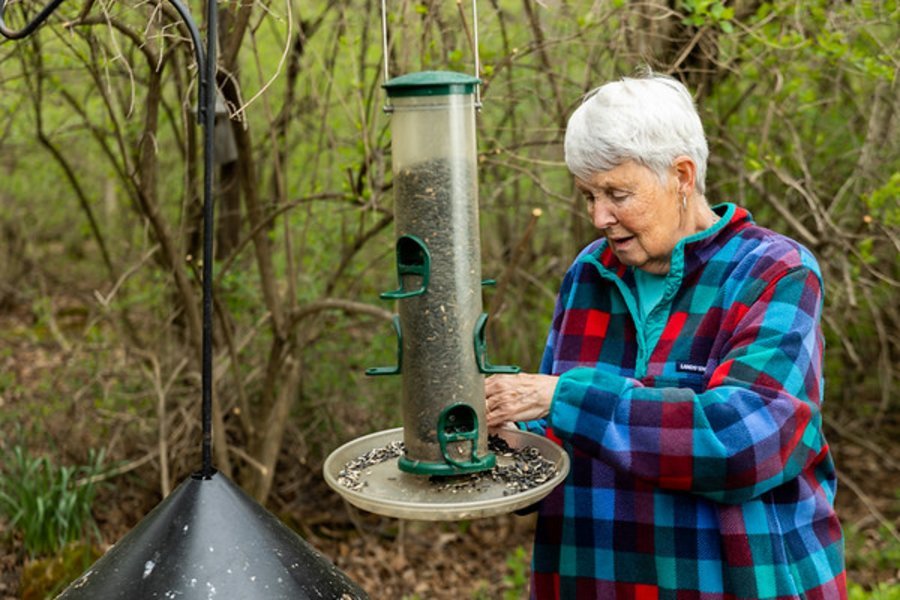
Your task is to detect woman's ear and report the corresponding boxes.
[671,155,697,196]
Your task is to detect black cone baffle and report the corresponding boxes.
[57,471,367,599]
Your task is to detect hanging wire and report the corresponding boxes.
[472,0,481,107]
[379,0,483,110]
[1,0,218,479]
[380,0,389,83]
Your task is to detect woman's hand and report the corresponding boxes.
[485,373,559,427]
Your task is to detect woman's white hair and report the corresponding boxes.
[564,72,709,194]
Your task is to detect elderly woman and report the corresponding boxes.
[485,73,846,599]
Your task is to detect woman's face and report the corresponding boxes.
[575,160,688,275]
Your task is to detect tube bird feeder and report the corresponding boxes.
[377,70,516,476]
[323,1,568,521]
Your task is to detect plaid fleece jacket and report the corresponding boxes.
[523,204,845,599]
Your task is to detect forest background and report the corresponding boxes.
[0,0,897,597]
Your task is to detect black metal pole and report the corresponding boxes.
[199,0,217,478]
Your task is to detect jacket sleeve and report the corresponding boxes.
[546,265,827,504]
[518,266,578,437]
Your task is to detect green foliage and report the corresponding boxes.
[0,369,20,399]
[0,446,106,558]
[471,583,494,600]
[218,262,265,317]
[865,172,900,227]
[503,545,530,600]
[678,0,736,32]
[844,521,900,592]
[849,581,900,600]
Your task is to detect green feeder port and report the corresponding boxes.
[398,404,496,476]
[380,235,431,300]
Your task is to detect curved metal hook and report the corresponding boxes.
[167,0,207,116]
[0,0,66,40]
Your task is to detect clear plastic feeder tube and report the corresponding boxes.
[383,71,491,474]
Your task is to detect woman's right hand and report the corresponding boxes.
[484,373,558,427]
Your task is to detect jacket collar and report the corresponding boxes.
[579,203,752,282]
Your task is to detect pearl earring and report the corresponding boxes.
[681,193,687,211]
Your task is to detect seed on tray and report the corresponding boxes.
[336,435,557,496]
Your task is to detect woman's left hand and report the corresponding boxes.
[485,373,559,427]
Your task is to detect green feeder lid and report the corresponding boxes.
[383,70,480,97]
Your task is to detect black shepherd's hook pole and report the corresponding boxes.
[198,0,217,479]
[2,0,220,479]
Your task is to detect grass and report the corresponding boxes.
[502,545,531,600]
[0,445,106,558]
[844,519,900,596]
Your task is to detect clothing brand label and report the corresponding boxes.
[676,362,706,374]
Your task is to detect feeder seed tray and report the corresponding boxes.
[323,427,569,521]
